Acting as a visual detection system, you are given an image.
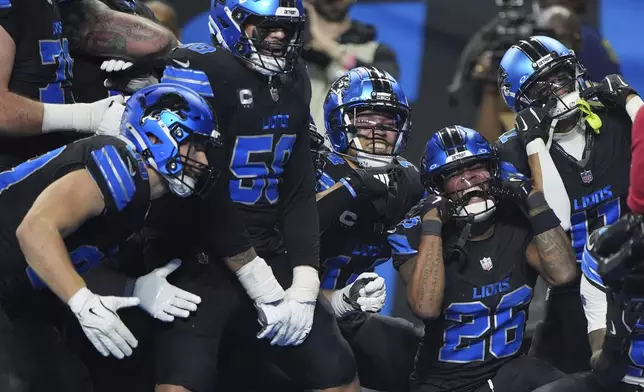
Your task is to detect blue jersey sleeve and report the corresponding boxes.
[581,228,607,291]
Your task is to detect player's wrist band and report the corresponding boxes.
[422,219,442,237]
[527,192,560,234]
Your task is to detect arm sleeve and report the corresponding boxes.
[317,181,357,234]
[0,1,21,45]
[580,274,608,333]
[280,115,320,269]
[388,216,422,271]
[364,43,399,80]
[628,108,644,214]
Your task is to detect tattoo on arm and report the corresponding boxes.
[535,226,577,284]
[60,0,178,60]
[224,247,258,272]
[409,231,444,318]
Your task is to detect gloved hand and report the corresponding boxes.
[133,259,201,322]
[105,75,159,95]
[330,272,386,317]
[100,59,134,73]
[68,287,140,359]
[603,287,644,355]
[419,194,452,223]
[514,100,556,147]
[343,167,391,199]
[498,173,533,205]
[583,74,638,109]
[95,97,127,136]
[267,266,320,347]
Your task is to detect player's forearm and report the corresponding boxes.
[534,225,578,286]
[16,218,85,302]
[408,228,444,320]
[224,247,258,273]
[0,91,45,135]
[62,0,178,61]
[628,109,644,214]
[283,192,321,268]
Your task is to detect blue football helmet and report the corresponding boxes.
[120,83,221,198]
[421,126,499,222]
[208,0,305,75]
[498,36,587,119]
[323,66,411,168]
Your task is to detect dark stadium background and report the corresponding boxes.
[163,0,644,322]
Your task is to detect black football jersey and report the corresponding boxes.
[316,153,424,289]
[0,135,150,296]
[162,43,318,264]
[392,203,538,391]
[496,106,632,259]
[0,0,80,164]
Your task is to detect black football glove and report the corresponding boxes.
[419,194,452,223]
[343,167,391,199]
[497,174,533,206]
[603,287,644,355]
[582,74,638,109]
[593,214,644,295]
[514,100,556,147]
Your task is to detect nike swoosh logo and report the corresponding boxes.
[609,320,617,335]
[173,59,190,68]
[517,117,528,131]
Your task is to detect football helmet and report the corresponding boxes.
[120,83,221,198]
[324,66,411,168]
[209,0,305,76]
[498,36,587,120]
[421,126,500,223]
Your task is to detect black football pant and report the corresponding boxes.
[532,371,644,392]
[337,311,423,392]
[0,291,93,392]
[529,272,593,374]
[155,253,357,392]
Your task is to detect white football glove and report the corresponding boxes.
[42,95,125,134]
[256,300,291,345]
[95,96,127,136]
[271,266,320,346]
[67,287,140,359]
[330,272,386,317]
[133,259,201,322]
[100,59,133,73]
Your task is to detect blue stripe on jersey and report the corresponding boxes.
[339,178,357,198]
[0,147,66,194]
[161,66,214,98]
[388,233,417,256]
[317,172,336,191]
[91,146,136,212]
[581,245,605,288]
[0,0,10,9]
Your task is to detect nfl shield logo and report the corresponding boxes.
[480,257,493,271]
[580,170,593,184]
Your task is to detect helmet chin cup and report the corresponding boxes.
[247,50,287,76]
[167,175,196,198]
[352,137,396,168]
[549,90,581,120]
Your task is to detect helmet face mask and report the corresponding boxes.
[421,126,500,223]
[121,84,222,199]
[519,62,584,120]
[324,67,411,168]
[209,0,305,76]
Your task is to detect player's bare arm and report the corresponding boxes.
[0,26,49,135]
[16,169,106,302]
[408,211,444,320]
[60,0,178,61]
[397,257,416,286]
[588,328,608,370]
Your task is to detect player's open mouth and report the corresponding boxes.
[370,139,390,151]
[458,185,485,204]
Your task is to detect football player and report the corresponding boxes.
[392,126,577,392]
[0,84,220,361]
[314,66,424,391]
[153,0,359,391]
[0,0,126,170]
[532,214,644,391]
[495,36,642,373]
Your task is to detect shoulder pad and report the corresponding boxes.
[163,46,216,98]
[175,43,217,55]
[89,143,140,212]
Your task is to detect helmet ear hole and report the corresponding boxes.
[146,133,162,145]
